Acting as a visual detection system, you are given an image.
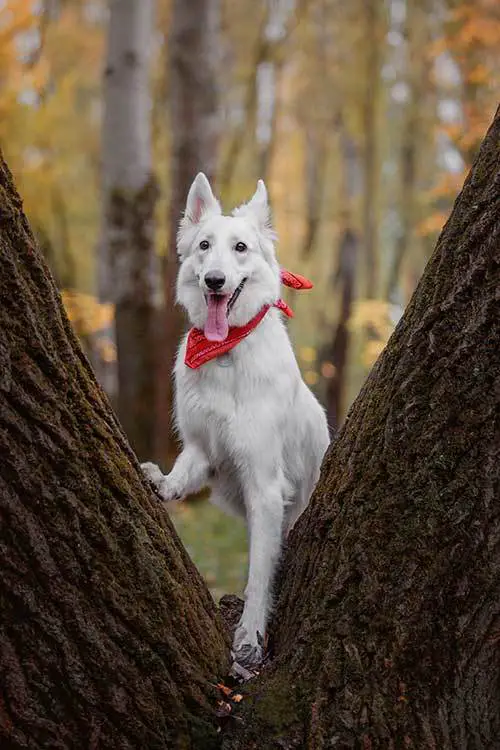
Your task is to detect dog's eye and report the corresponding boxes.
[199,240,210,251]
[234,241,247,253]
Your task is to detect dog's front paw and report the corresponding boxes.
[232,625,264,668]
[156,475,183,503]
[141,462,183,502]
[141,461,164,487]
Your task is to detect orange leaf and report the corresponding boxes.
[216,683,233,697]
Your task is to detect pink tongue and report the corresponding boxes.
[204,295,229,342]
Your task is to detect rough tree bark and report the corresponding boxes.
[156,0,220,464]
[99,0,158,461]
[224,109,500,748]
[0,154,228,749]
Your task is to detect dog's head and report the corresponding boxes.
[176,173,281,341]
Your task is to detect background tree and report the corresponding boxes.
[385,0,430,302]
[1,0,104,291]
[361,0,383,300]
[156,0,221,463]
[98,0,158,460]
[323,117,360,434]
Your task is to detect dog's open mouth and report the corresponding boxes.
[204,278,247,342]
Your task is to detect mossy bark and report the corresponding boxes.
[224,109,500,748]
[0,154,229,749]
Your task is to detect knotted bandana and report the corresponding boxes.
[184,269,312,369]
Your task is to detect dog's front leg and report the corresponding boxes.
[233,480,284,666]
[142,444,210,502]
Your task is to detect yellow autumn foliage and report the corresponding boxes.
[416,212,448,237]
[348,299,396,367]
[427,172,466,200]
[61,290,114,334]
[61,289,117,363]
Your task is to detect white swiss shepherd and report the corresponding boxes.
[142,173,329,666]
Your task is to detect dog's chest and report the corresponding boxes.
[175,320,300,465]
[182,351,260,417]
[177,343,281,447]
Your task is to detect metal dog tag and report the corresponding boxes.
[217,353,233,368]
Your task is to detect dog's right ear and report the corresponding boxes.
[177,173,221,258]
[184,173,221,225]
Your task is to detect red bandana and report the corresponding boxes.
[184,269,313,369]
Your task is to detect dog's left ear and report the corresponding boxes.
[234,180,276,240]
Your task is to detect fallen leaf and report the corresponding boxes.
[216,682,233,697]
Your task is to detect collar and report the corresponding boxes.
[184,268,312,370]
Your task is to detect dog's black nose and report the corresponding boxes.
[204,270,226,291]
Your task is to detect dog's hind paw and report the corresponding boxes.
[232,625,264,668]
[232,643,263,669]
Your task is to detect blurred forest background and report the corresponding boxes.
[2,0,498,597]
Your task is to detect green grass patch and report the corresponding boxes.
[171,499,248,601]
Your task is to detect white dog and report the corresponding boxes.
[142,173,329,665]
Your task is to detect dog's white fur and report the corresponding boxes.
[142,174,329,665]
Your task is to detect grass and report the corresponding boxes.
[171,498,248,601]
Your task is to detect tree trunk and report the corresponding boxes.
[156,0,220,464]
[218,8,267,198]
[386,101,417,302]
[361,0,380,299]
[300,0,331,259]
[0,154,228,749]
[325,228,357,434]
[255,0,296,183]
[223,108,500,748]
[99,0,158,461]
[324,118,361,432]
[386,0,428,303]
